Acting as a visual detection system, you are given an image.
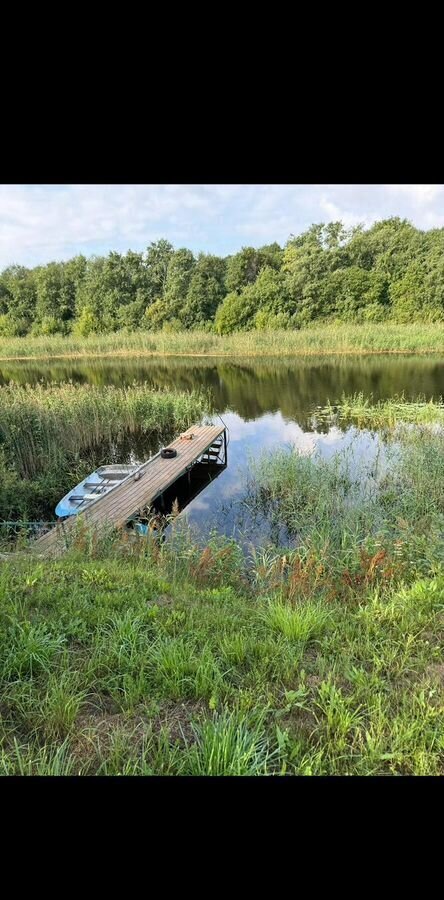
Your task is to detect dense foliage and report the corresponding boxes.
[1,218,444,337]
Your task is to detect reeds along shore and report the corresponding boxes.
[2,323,444,361]
[0,382,210,479]
[319,393,444,428]
[0,382,210,521]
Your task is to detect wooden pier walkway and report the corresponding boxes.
[34,424,225,556]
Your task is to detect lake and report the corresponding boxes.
[2,353,444,543]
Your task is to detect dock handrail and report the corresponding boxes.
[217,413,230,448]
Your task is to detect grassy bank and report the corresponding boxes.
[0,382,210,521]
[2,324,444,361]
[1,521,444,775]
[2,422,444,775]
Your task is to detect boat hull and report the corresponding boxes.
[55,464,139,518]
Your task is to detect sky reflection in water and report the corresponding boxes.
[2,354,441,546]
[179,412,392,546]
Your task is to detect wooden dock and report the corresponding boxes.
[34,424,226,556]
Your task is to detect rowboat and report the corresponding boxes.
[55,464,140,518]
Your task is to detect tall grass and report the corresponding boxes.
[0,738,80,776]
[2,323,444,361]
[246,426,444,586]
[321,392,444,428]
[247,443,383,555]
[262,599,331,643]
[0,381,210,480]
[0,380,211,522]
[183,711,274,776]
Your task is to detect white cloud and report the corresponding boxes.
[384,184,444,204]
[317,196,375,230]
[1,183,444,270]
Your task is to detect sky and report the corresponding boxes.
[0,183,443,270]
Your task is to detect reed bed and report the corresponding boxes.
[320,392,444,428]
[2,323,444,361]
[0,381,210,480]
[0,381,210,521]
[248,426,444,545]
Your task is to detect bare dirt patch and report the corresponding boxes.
[283,707,318,741]
[149,594,174,608]
[153,699,207,745]
[70,696,207,769]
[425,663,444,687]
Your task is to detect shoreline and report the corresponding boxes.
[2,324,444,363]
[1,346,444,363]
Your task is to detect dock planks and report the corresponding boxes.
[34,424,225,556]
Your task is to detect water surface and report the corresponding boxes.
[2,354,444,543]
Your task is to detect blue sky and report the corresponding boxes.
[0,184,443,270]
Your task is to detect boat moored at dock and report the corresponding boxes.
[38,424,228,557]
[55,464,140,518]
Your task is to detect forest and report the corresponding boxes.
[1,217,443,338]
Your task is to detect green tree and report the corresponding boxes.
[144,299,171,331]
[225,243,282,293]
[318,266,388,322]
[144,249,196,330]
[249,266,291,317]
[34,257,86,333]
[0,265,37,334]
[163,249,195,312]
[74,305,97,336]
[389,263,428,322]
[2,217,444,336]
[76,251,149,332]
[75,257,109,331]
[323,221,348,250]
[215,291,257,334]
[283,226,333,323]
[145,240,174,302]
[181,254,227,327]
[0,276,11,315]
[347,217,422,276]
[215,267,291,333]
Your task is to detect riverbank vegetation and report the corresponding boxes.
[2,323,444,362]
[1,218,444,340]
[2,413,444,774]
[0,382,209,521]
[320,393,444,428]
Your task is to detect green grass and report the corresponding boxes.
[0,381,210,521]
[1,488,444,775]
[262,599,331,643]
[3,399,444,775]
[183,711,274,776]
[0,738,79,776]
[320,392,444,428]
[2,323,444,361]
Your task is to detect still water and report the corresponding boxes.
[2,354,444,543]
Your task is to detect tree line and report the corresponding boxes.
[1,217,444,337]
